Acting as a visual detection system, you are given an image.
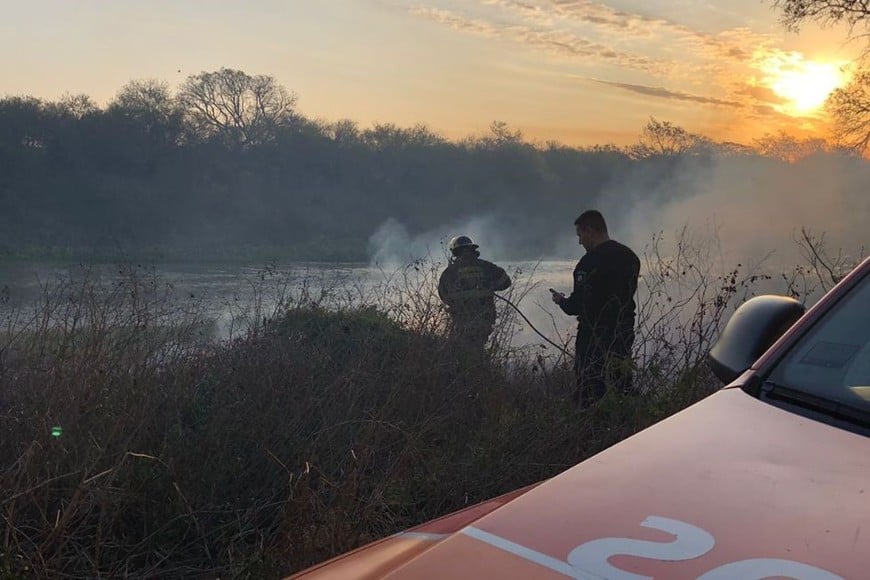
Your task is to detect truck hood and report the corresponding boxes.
[292,388,870,579]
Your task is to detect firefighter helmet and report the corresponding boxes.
[448,235,479,254]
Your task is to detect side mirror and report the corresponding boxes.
[709,296,806,384]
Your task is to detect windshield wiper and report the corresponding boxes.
[761,381,870,430]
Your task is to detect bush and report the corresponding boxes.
[5,232,856,577]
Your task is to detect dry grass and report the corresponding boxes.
[1,232,861,578]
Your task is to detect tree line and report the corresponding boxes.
[0,68,859,261]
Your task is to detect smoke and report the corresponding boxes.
[367,214,515,267]
[366,218,424,266]
[615,154,869,271]
[531,153,869,276]
[366,152,869,351]
[366,154,870,275]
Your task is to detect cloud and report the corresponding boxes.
[543,0,686,33]
[408,6,668,72]
[489,0,773,64]
[587,78,744,107]
[739,84,790,106]
[406,1,780,88]
[401,1,846,141]
[408,7,498,36]
[489,0,668,33]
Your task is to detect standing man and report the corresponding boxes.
[439,235,512,352]
[551,210,640,407]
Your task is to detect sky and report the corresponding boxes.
[0,0,863,146]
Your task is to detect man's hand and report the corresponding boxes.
[549,288,565,304]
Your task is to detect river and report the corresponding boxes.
[0,257,824,356]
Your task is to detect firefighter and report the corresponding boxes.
[550,210,640,407]
[438,235,511,352]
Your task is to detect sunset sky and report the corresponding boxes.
[0,0,862,146]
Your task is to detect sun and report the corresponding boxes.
[769,61,845,113]
[753,52,849,116]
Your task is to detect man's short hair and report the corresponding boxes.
[574,210,608,233]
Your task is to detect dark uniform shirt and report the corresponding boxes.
[558,239,640,358]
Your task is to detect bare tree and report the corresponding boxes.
[825,67,870,153]
[795,227,865,290]
[109,79,184,142]
[772,0,870,33]
[327,119,362,146]
[362,123,445,150]
[753,130,835,161]
[460,120,526,150]
[50,93,99,120]
[487,120,524,146]
[626,117,712,159]
[178,68,297,148]
[111,80,178,121]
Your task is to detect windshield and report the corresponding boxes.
[766,272,870,410]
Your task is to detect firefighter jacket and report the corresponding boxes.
[438,255,511,325]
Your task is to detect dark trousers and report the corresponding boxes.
[573,331,634,407]
[449,316,494,352]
